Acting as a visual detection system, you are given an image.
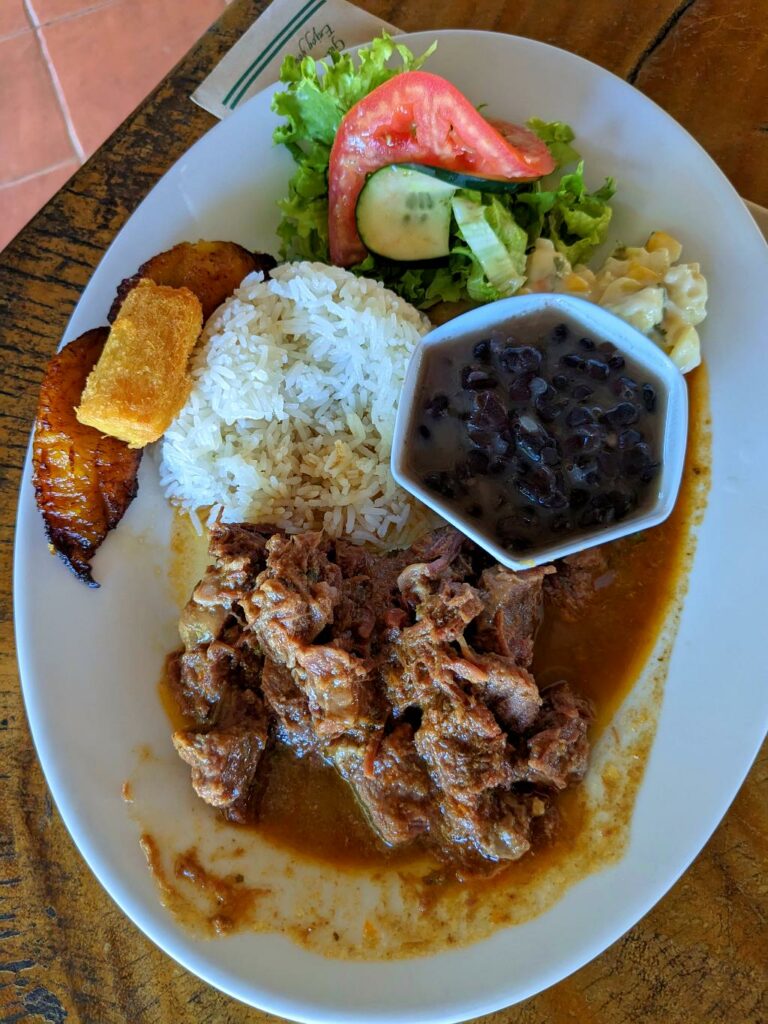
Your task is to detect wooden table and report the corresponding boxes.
[1,1,766,1020]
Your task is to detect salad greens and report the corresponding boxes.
[271,34,616,308]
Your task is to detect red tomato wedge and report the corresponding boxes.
[328,71,556,266]
[486,118,556,170]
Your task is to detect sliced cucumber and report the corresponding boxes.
[399,163,523,195]
[452,195,525,296]
[356,165,457,261]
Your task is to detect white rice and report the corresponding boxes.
[160,262,438,546]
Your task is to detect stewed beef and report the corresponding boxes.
[169,523,595,869]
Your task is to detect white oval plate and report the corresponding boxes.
[14,29,768,1023]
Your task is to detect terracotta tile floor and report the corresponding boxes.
[0,0,228,253]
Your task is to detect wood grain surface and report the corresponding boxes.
[1,1,766,1021]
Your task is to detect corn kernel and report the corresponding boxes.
[627,263,660,285]
[564,272,591,293]
[647,231,683,261]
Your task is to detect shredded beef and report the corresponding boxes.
[545,547,612,622]
[260,658,316,756]
[474,564,554,667]
[172,688,268,810]
[331,724,433,846]
[169,523,595,868]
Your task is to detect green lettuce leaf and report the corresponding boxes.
[272,34,436,261]
[526,118,580,168]
[514,162,615,265]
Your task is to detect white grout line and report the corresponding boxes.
[23,0,87,164]
[0,158,76,191]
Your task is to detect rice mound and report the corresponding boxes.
[159,261,437,546]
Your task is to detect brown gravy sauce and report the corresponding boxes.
[147,365,711,954]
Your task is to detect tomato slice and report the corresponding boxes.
[328,71,555,266]
[485,118,556,171]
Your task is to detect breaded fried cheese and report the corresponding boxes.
[76,278,203,448]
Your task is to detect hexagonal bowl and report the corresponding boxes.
[391,292,688,569]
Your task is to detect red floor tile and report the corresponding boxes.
[31,0,116,26]
[0,159,78,252]
[41,0,226,158]
[0,1,30,39]
[0,31,74,182]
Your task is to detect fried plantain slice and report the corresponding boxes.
[108,241,276,323]
[32,328,142,587]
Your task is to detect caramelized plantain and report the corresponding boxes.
[32,328,142,586]
[109,241,276,323]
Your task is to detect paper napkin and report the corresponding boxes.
[192,0,399,119]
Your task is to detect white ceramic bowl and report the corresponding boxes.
[392,292,688,569]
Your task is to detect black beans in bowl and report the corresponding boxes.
[405,310,664,555]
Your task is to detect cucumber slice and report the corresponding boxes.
[355,165,457,261]
[452,195,525,296]
[399,163,523,195]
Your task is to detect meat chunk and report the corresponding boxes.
[294,644,377,738]
[545,547,611,622]
[384,580,484,711]
[416,693,511,797]
[524,683,593,789]
[474,564,554,667]
[172,689,268,808]
[332,724,433,846]
[243,532,341,666]
[459,649,541,731]
[260,658,316,756]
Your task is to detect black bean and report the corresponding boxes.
[602,402,639,429]
[418,424,431,439]
[501,345,542,374]
[579,337,596,351]
[473,339,491,362]
[622,443,652,476]
[561,352,584,369]
[642,383,657,412]
[461,366,498,391]
[536,396,568,423]
[566,407,594,427]
[618,428,643,449]
[424,472,446,494]
[613,375,639,400]
[462,450,487,477]
[552,373,570,391]
[598,450,620,477]
[468,390,507,433]
[609,354,626,370]
[586,358,610,380]
[508,373,534,401]
[572,383,593,400]
[552,322,569,342]
[541,445,559,466]
[426,393,449,417]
